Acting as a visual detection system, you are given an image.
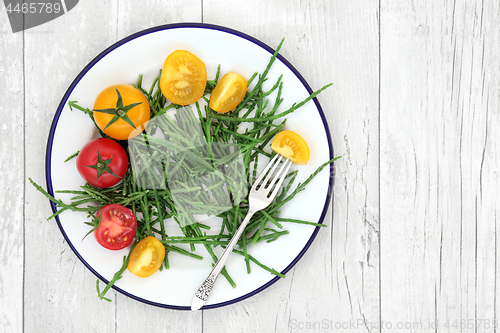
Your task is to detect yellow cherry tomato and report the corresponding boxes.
[209,71,247,113]
[93,84,150,140]
[160,50,207,105]
[127,236,165,278]
[271,130,310,165]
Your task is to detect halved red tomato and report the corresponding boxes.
[160,50,207,105]
[127,236,165,278]
[76,138,128,188]
[271,130,310,165]
[95,204,137,250]
[209,71,247,113]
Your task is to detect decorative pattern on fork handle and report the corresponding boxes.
[194,274,217,301]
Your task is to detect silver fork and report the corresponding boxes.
[191,154,293,310]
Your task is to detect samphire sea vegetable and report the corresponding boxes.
[30,39,340,301]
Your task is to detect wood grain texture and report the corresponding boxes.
[4,0,378,332]
[3,0,499,332]
[203,1,380,332]
[381,0,500,331]
[0,13,24,333]
[22,2,120,332]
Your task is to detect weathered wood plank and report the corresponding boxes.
[0,15,25,333]
[23,2,120,332]
[202,0,380,332]
[115,0,202,39]
[6,0,500,332]
[380,0,500,330]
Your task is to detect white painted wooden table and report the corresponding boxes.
[1,0,499,332]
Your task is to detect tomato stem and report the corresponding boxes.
[93,89,142,130]
[83,148,121,183]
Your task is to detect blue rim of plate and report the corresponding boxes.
[46,22,335,310]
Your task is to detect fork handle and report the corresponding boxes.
[191,209,255,310]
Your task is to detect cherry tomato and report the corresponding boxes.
[76,138,128,188]
[127,236,165,278]
[270,130,310,165]
[95,204,137,250]
[93,84,150,140]
[209,71,247,113]
[160,50,207,105]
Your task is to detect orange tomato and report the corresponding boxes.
[271,130,310,165]
[160,50,207,105]
[209,71,247,113]
[127,237,165,278]
[93,84,150,140]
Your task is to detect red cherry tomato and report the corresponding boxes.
[95,204,137,250]
[76,138,128,188]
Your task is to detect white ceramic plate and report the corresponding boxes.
[47,23,334,310]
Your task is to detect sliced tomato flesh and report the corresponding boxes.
[127,236,165,278]
[160,50,207,105]
[94,204,137,250]
[209,71,247,113]
[271,130,310,165]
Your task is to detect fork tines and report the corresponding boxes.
[254,154,293,198]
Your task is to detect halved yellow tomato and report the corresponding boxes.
[127,236,165,278]
[271,130,310,165]
[209,71,247,113]
[160,50,207,105]
[93,84,150,140]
